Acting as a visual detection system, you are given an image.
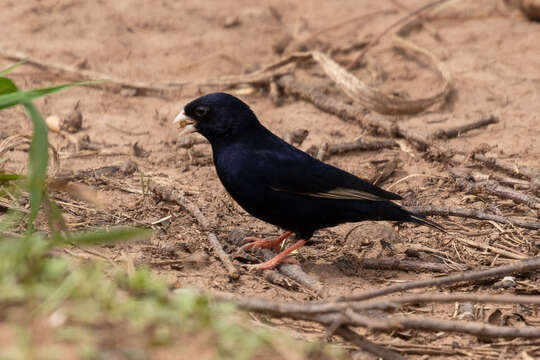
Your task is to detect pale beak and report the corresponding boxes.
[173,110,198,137]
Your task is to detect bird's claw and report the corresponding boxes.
[242,263,263,273]
[240,236,282,252]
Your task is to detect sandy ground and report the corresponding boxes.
[1,0,539,358]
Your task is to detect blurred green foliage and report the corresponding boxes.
[0,64,338,359]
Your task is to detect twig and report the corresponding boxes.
[0,48,177,96]
[149,259,186,267]
[472,153,539,181]
[471,172,533,190]
[277,75,518,186]
[372,158,399,185]
[452,167,534,190]
[276,74,453,155]
[260,248,326,297]
[334,256,540,302]
[149,181,239,279]
[368,292,540,309]
[0,48,297,96]
[433,115,498,139]
[216,291,540,350]
[106,124,150,136]
[335,325,405,360]
[344,309,540,339]
[308,137,397,160]
[454,236,527,260]
[408,205,540,230]
[53,165,123,182]
[217,292,540,316]
[337,253,461,273]
[455,178,540,210]
[262,269,300,291]
[60,150,131,159]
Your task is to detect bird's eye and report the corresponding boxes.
[194,106,209,118]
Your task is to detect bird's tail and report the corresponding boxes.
[409,213,446,233]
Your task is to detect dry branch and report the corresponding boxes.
[456,178,540,210]
[344,310,540,339]
[53,164,126,182]
[433,115,498,139]
[335,256,540,302]
[262,269,299,291]
[335,326,405,360]
[149,182,239,279]
[472,153,540,181]
[308,137,397,160]
[0,48,297,96]
[217,292,540,316]
[217,291,540,353]
[0,48,177,96]
[276,75,453,154]
[470,172,533,190]
[454,236,527,260]
[260,248,326,297]
[409,205,540,230]
[337,253,461,273]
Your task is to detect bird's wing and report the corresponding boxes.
[275,186,395,201]
[261,137,402,201]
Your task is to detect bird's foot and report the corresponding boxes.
[244,239,307,271]
[240,231,292,252]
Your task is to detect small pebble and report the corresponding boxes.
[223,15,240,28]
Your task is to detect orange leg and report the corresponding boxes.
[241,231,292,252]
[255,239,307,270]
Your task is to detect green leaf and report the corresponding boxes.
[24,102,48,232]
[0,80,99,110]
[0,77,18,95]
[59,227,151,246]
[43,194,67,240]
[0,60,26,76]
[0,173,21,181]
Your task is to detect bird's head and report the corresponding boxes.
[174,92,259,142]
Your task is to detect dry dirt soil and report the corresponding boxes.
[1,0,539,359]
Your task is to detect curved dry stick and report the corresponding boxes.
[149,181,239,279]
[312,39,451,115]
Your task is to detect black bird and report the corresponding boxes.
[174,92,443,269]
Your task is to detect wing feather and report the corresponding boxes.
[272,186,393,201]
